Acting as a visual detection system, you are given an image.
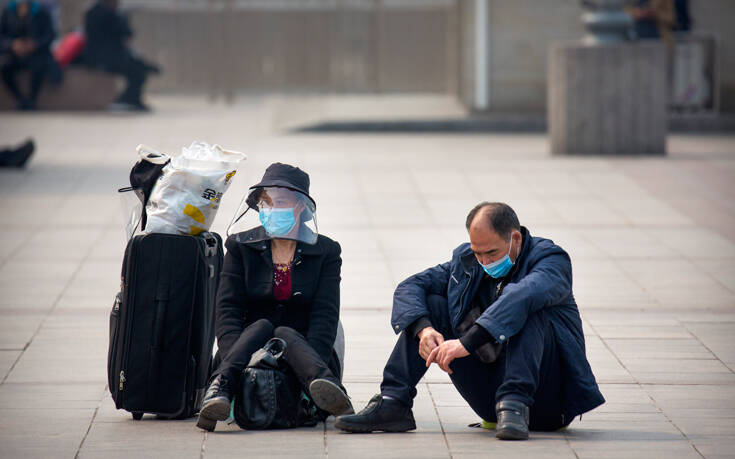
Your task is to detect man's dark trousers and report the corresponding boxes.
[106,54,147,105]
[381,294,568,431]
[1,52,53,106]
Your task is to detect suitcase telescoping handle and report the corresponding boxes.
[201,232,218,257]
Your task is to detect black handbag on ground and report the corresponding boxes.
[233,338,319,430]
[457,307,504,364]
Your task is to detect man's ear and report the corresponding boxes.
[512,230,522,254]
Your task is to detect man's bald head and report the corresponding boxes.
[465,202,520,241]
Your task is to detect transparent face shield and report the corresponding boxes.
[118,186,144,242]
[227,186,318,245]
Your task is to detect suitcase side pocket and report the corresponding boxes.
[107,292,122,403]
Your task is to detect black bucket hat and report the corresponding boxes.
[246,162,316,210]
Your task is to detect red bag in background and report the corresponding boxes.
[53,31,86,68]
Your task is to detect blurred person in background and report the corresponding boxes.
[0,0,60,110]
[672,0,691,33]
[82,0,159,111]
[629,0,675,45]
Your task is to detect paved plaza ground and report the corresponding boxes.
[1,95,734,458]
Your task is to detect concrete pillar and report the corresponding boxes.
[548,41,668,155]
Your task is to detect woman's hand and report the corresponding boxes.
[425,339,470,374]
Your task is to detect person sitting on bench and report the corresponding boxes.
[1,1,59,110]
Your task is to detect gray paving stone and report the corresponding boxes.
[654,227,735,259]
[593,324,694,340]
[691,259,735,293]
[605,338,715,360]
[584,336,636,383]
[0,382,103,410]
[546,196,628,226]
[578,227,680,259]
[204,427,325,458]
[0,350,20,381]
[635,372,735,385]
[79,416,203,459]
[682,322,735,366]
[448,432,577,459]
[0,407,94,458]
[606,195,694,227]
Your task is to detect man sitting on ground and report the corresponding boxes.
[335,202,604,440]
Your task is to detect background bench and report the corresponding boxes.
[0,67,118,111]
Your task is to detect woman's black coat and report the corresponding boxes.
[215,230,342,369]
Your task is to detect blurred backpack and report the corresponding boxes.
[53,31,86,68]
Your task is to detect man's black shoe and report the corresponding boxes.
[495,399,529,440]
[309,379,354,416]
[131,101,151,112]
[334,394,416,433]
[196,375,232,432]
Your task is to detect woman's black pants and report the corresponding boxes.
[212,319,341,396]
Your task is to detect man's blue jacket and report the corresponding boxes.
[391,227,604,419]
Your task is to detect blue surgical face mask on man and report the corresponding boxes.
[259,208,296,236]
[479,238,514,279]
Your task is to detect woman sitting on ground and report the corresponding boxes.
[197,162,352,431]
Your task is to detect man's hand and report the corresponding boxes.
[417,326,444,361]
[10,38,34,57]
[425,339,470,374]
[10,39,26,56]
[22,39,35,55]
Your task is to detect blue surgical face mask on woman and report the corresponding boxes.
[479,238,514,279]
[259,208,296,236]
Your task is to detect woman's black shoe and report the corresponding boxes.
[334,394,416,433]
[196,375,232,432]
[309,379,354,416]
[495,399,530,440]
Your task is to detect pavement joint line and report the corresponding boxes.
[680,321,735,376]
[75,390,104,459]
[323,418,328,458]
[0,225,108,386]
[0,223,39,272]
[687,257,735,295]
[200,431,207,459]
[562,428,581,459]
[426,382,453,459]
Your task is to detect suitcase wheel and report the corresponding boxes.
[132,412,144,420]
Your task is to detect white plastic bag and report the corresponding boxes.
[143,141,246,235]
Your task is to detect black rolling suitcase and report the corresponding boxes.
[107,231,223,420]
